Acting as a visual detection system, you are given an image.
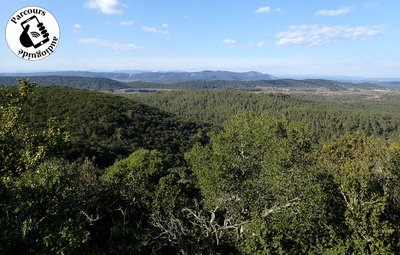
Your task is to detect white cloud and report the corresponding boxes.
[316,7,352,16]
[277,25,384,46]
[255,6,281,14]
[162,24,169,28]
[246,41,266,48]
[85,0,127,15]
[141,26,158,33]
[255,6,271,14]
[222,38,237,47]
[73,24,82,33]
[119,20,134,26]
[141,25,169,35]
[364,2,378,9]
[78,38,139,51]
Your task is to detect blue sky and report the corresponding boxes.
[1,0,400,77]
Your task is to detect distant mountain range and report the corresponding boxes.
[0,70,276,83]
[0,71,132,81]
[126,71,277,83]
[2,71,400,84]
[1,70,399,91]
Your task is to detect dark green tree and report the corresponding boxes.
[186,112,343,253]
[318,133,398,254]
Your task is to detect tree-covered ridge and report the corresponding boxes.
[1,85,207,167]
[0,75,389,91]
[127,79,385,91]
[0,76,129,90]
[127,90,400,141]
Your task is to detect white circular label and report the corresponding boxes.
[6,6,60,61]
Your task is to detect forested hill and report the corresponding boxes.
[0,74,389,91]
[12,86,207,167]
[0,76,129,90]
[127,90,400,141]
[127,79,385,91]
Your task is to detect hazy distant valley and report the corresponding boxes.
[1,70,400,100]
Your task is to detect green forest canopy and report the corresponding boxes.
[127,90,400,141]
[1,80,399,254]
[1,84,207,167]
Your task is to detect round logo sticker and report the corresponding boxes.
[6,7,60,61]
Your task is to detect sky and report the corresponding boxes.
[1,0,400,77]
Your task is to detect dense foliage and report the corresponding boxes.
[12,85,206,167]
[127,90,400,141]
[1,80,399,254]
[127,79,383,91]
